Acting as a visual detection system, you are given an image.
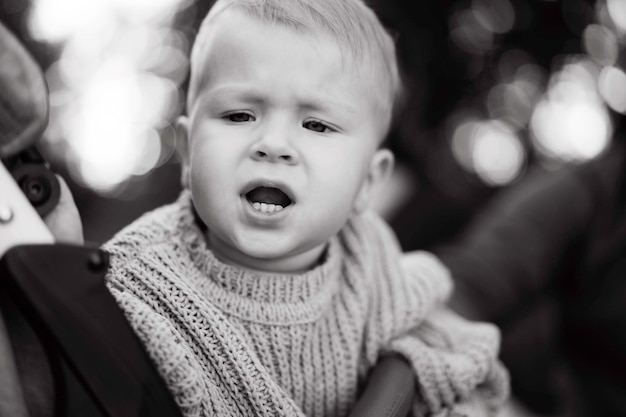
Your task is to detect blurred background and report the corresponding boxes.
[1,0,625,245]
[2,0,626,415]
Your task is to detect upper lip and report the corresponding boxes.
[241,179,297,204]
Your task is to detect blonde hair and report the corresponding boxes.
[187,0,402,134]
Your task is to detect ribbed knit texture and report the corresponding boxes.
[103,191,509,417]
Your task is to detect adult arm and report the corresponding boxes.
[433,165,594,323]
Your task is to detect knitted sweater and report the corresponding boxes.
[103,191,508,417]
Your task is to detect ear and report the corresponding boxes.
[175,115,191,189]
[353,148,395,214]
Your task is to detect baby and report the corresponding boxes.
[104,0,509,416]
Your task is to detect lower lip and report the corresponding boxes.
[241,197,292,224]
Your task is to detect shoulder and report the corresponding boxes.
[101,191,204,305]
[400,250,453,303]
[342,210,403,256]
[347,212,452,299]
[339,211,452,312]
[102,191,195,263]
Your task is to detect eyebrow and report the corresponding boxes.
[199,84,359,117]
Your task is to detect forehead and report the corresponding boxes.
[208,10,344,68]
[193,10,377,112]
[195,9,354,80]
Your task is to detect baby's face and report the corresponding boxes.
[180,9,393,273]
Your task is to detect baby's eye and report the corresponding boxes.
[303,119,333,133]
[225,112,255,123]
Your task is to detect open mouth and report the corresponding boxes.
[245,186,293,214]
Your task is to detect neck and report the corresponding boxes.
[206,233,327,274]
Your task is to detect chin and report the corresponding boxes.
[240,246,290,262]
[234,234,293,258]
[236,245,320,273]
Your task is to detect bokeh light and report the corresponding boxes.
[472,0,515,35]
[607,0,626,34]
[530,60,612,163]
[583,23,619,66]
[452,118,525,186]
[27,0,190,193]
[28,0,112,43]
[450,8,494,55]
[486,64,545,129]
[598,66,626,114]
[110,0,191,24]
[449,0,516,58]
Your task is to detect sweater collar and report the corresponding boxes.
[172,191,344,324]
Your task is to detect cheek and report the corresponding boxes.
[188,129,241,182]
[188,144,236,213]
[190,147,224,186]
[311,154,368,208]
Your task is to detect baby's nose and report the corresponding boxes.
[250,125,299,165]
[252,149,296,164]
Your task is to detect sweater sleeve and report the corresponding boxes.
[387,306,509,416]
[383,251,509,416]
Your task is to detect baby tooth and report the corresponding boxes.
[251,202,285,213]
